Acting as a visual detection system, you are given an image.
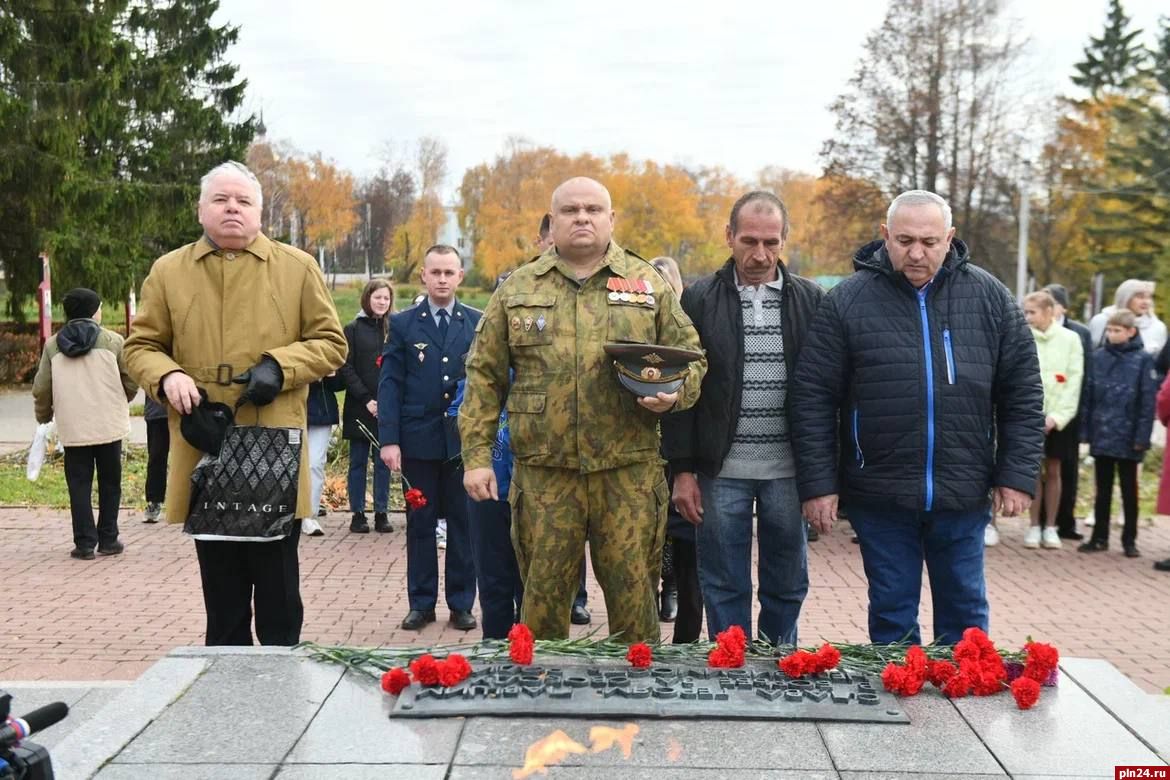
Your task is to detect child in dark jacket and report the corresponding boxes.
[1079,309,1157,557]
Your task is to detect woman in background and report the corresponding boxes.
[339,279,394,534]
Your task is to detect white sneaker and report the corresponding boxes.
[1084,516,1095,527]
[302,517,324,537]
[984,524,999,547]
[1023,526,1042,549]
[1041,527,1062,549]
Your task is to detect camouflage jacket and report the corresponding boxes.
[460,242,706,473]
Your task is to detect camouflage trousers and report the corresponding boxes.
[511,460,669,642]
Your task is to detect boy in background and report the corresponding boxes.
[33,288,138,559]
[1079,309,1157,558]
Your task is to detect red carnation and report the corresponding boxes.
[508,624,535,665]
[1022,641,1059,683]
[376,355,383,367]
[942,670,972,698]
[709,624,746,668]
[507,623,534,643]
[409,654,441,686]
[1054,373,1066,383]
[381,667,411,695]
[404,488,427,510]
[1011,677,1041,709]
[779,651,815,678]
[881,663,913,695]
[716,625,746,650]
[927,659,957,687]
[438,654,473,687]
[708,646,742,669]
[626,643,653,668]
[813,643,842,673]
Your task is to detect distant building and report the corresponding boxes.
[437,204,473,270]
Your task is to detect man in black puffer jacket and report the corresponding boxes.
[791,190,1043,645]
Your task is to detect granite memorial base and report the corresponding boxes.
[31,647,1170,779]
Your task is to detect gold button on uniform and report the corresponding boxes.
[225,252,236,260]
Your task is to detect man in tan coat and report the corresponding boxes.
[125,160,346,646]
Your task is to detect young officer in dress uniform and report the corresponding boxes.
[379,245,480,631]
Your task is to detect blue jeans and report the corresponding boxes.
[695,476,807,645]
[847,503,990,645]
[347,441,389,513]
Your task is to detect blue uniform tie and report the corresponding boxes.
[437,308,449,343]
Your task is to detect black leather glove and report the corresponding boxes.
[232,356,284,407]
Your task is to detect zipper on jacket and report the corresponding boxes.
[852,407,865,468]
[943,328,956,384]
[918,286,935,511]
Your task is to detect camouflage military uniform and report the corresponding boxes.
[460,242,706,642]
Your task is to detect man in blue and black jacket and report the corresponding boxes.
[791,190,1043,645]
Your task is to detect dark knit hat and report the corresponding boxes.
[1042,283,1069,309]
[62,288,102,320]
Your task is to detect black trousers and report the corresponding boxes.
[1048,419,1081,534]
[1092,457,1139,548]
[468,497,524,639]
[63,441,122,550]
[403,457,476,611]
[670,536,704,644]
[194,522,303,646]
[574,558,588,608]
[145,418,170,504]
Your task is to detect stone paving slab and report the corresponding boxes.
[1060,657,1170,763]
[454,715,834,771]
[285,669,464,765]
[818,691,1006,775]
[954,674,1164,776]
[449,769,836,779]
[277,766,449,780]
[95,765,276,779]
[111,655,341,765]
[0,682,127,749]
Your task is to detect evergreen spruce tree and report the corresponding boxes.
[0,0,253,319]
[1071,0,1148,98]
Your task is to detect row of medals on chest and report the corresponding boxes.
[506,277,657,334]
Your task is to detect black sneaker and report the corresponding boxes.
[1124,545,1140,558]
[317,506,327,518]
[1078,540,1108,553]
[1056,529,1084,541]
[70,546,95,560]
[374,512,391,533]
[350,512,370,533]
[97,540,124,556]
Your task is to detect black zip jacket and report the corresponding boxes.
[661,258,825,477]
[790,239,1043,512]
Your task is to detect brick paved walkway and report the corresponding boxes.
[2,506,1167,694]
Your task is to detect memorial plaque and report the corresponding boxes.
[393,664,909,723]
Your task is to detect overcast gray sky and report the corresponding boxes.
[214,0,1168,194]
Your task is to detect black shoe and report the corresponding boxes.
[374,512,391,533]
[350,512,370,534]
[97,540,124,556]
[317,506,327,518]
[1057,529,1084,541]
[806,523,819,542]
[1124,545,1140,558]
[1078,540,1108,553]
[70,546,95,560]
[570,604,591,625]
[1154,558,1170,572]
[659,589,678,622]
[450,609,477,631]
[401,609,436,630]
